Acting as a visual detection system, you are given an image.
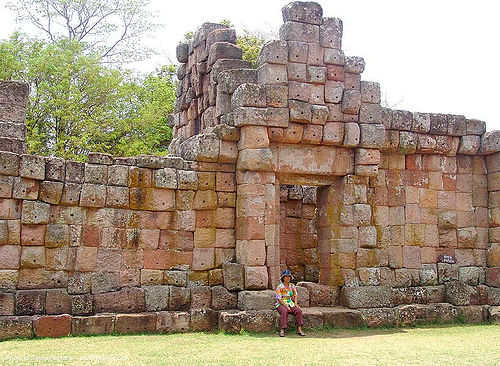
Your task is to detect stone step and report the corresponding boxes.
[0,304,497,340]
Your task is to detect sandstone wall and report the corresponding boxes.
[0,146,246,317]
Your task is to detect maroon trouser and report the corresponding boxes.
[277,305,303,329]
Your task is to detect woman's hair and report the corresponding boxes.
[280,275,291,282]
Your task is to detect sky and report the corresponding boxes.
[0,0,499,130]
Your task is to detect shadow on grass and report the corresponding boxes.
[227,319,495,340]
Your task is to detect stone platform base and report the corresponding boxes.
[0,304,498,340]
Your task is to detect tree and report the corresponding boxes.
[237,31,266,68]
[0,33,176,160]
[6,0,158,64]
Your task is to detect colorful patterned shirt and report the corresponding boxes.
[275,282,296,308]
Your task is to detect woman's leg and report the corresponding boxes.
[277,305,288,330]
[291,305,303,326]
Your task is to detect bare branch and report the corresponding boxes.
[7,0,158,64]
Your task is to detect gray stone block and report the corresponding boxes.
[341,89,361,115]
[208,42,242,67]
[341,286,394,309]
[20,154,45,180]
[359,124,385,148]
[344,56,365,74]
[320,17,343,49]
[279,21,320,43]
[257,40,288,66]
[282,1,323,25]
[324,48,344,65]
[237,290,276,310]
[144,285,170,311]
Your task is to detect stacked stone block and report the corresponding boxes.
[0,81,28,154]
[169,22,253,155]
[486,151,500,298]
[0,147,245,318]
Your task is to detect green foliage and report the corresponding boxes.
[237,31,266,68]
[0,33,175,160]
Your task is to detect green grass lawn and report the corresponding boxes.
[0,324,499,366]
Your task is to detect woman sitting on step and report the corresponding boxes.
[275,269,305,337]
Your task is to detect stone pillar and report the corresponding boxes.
[486,151,500,288]
[235,170,277,290]
[0,81,29,154]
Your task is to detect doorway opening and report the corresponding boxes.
[279,184,320,283]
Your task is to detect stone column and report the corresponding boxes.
[0,81,29,154]
[486,150,500,290]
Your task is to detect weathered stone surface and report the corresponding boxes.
[320,17,342,48]
[344,56,365,74]
[458,135,481,155]
[238,290,275,310]
[144,285,170,311]
[223,262,244,291]
[297,281,338,306]
[295,285,310,307]
[20,155,45,180]
[71,314,114,335]
[279,21,320,43]
[169,286,191,310]
[238,148,276,171]
[190,285,212,309]
[241,310,276,332]
[115,313,156,334]
[257,40,288,66]
[176,43,189,63]
[244,265,268,289]
[466,119,486,135]
[71,294,93,315]
[33,314,71,338]
[218,310,243,333]
[211,285,238,310]
[94,287,145,313]
[21,201,50,224]
[0,315,33,339]
[301,307,324,328]
[218,69,257,94]
[189,308,218,331]
[322,307,362,327]
[282,2,323,25]
[0,152,20,176]
[340,286,394,309]
[445,281,477,306]
[490,306,500,323]
[208,42,242,67]
[359,124,385,148]
[155,311,190,333]
[324,48,344,65]
[207,28,237,49]
[341,90,361,115]
[0,292,14,315]
[45,288,71,314]
[15,289,46,315]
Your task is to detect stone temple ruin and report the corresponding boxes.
[0,1,499,339]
